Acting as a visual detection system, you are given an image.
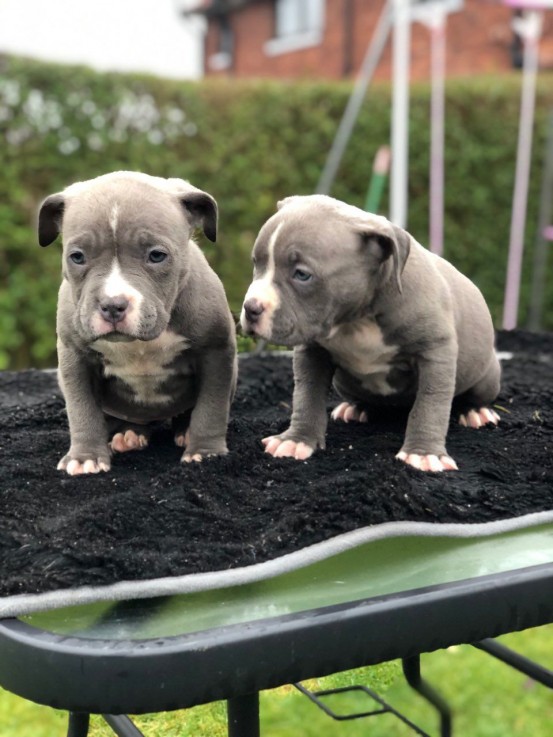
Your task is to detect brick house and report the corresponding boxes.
[185,0,553,80]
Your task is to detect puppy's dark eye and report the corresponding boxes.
[69,251,86,265]
[148,250,168,264]
[293,268,312,283]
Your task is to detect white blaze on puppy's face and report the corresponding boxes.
[109,203,120,238]
[241,223,282,339]
[90,259,144,335]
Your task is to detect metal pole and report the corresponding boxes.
[502,10,543,330]
[527,109,553,330]
[103,715,146,737]
[316,2,392,195]
[390,0,412,228]
[227,693,260,737]
[429,12,446,255]
[474,639,553,689]
[402,656,452,737]
[67,713,90,737]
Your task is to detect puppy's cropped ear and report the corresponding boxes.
[277,196,293,210]
[179,189,218,243]
[359,223,410,294]
[276,195,302,211]
[38,193,65,247]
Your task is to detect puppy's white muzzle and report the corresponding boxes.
[89,259,144,337]
[240,278,280,339]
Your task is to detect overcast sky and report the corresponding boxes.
[0,0,204,79]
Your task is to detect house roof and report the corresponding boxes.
[184,0,255,16]
[184,0,257,16]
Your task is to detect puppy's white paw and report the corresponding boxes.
[181,449,224,463]
[180,437,227,463]
[331,402,368,423]
[110,430,149,453]
[57,456,111,475]
[262,436,314,460]
[396,451,458,472]
[182,452,204,463]
[459,408,500,429]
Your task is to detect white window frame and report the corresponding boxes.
[208,14,234,71]
[264,0,325,57]
[207,51,232,71]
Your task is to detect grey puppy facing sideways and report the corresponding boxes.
[39,171,237,476]
[240,195,500,472]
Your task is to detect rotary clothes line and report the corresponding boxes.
[316,0,462,248]
[502,0,553,330]
[317,0,552,330]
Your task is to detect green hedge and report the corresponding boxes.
[1,54,552,369]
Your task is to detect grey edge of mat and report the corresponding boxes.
[2,511,553,618]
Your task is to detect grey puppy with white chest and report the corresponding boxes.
[241,195,500,472]
[39,171,237,475]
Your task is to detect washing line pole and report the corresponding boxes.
[316,2,392,195]
[389,0,411,229]
[528,109,553,330]
[502,5,543,330]
[429,11,446,255]
[412,2,448,252]
[413,0,462,253]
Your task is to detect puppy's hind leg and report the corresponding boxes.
[172,409,193,449]
[331,401,369,423]
[108,418,152,453]
[330,373,372,424]
[457,358,501,429]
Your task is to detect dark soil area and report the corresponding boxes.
[1,331,552,599]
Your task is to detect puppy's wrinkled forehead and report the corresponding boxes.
[254,195,389,265]
[253,211,322,264]
[62,178,182,245]
[277,195,390,232]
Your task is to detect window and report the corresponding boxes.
[275,0,324,38]
[217,15,234,56]
[265,0,325,56]
[409,0,463,22]
[208,14,233,71]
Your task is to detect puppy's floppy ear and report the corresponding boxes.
[38,193,65,247]
[179,187,218,243]
[277,195,301,211]
[358,222,410,294]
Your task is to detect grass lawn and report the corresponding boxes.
[1,625,552,736]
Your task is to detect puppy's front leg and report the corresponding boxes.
[57,341,111,475]
[397,341,458,472]
[263,344,334,460]
[181,345,236,463]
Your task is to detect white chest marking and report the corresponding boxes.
[319,319,398,395]
[92,330,190,405]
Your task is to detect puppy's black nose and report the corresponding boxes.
[99,296,129,325]
[243,298,264,324]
